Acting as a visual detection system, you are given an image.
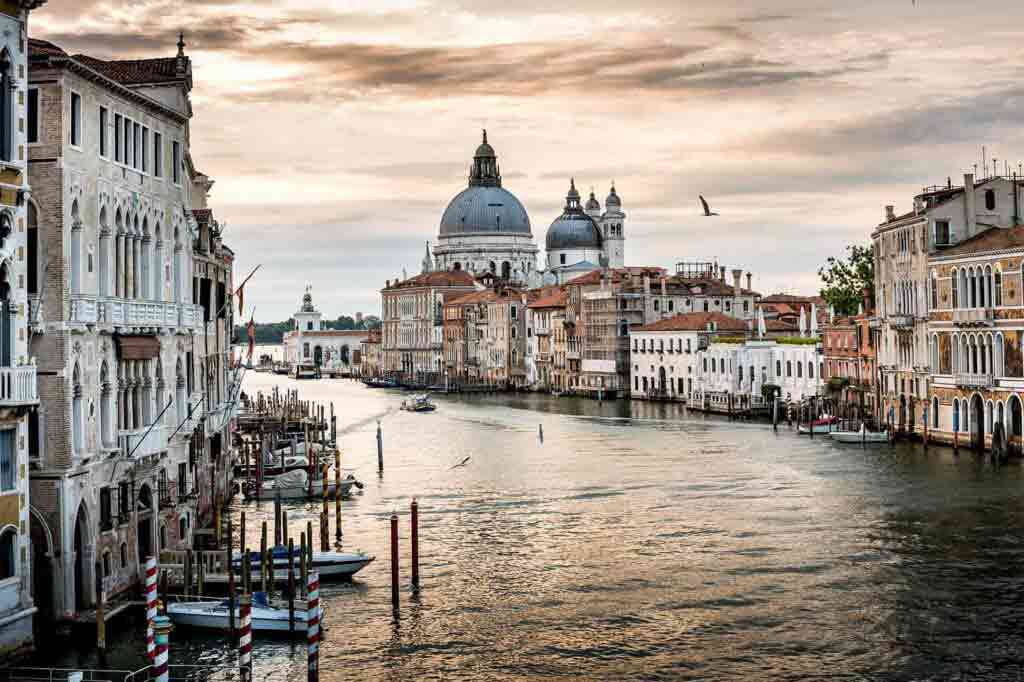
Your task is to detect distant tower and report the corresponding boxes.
[293,285,323,333]
[601,183,625,268]
[585,188,601,219]
[421,241,434,274]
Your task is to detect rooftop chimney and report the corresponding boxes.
[720,266,726,283]
[732,268,742,294]
[642,275,651,295]
[746,272,752,291]
[885,205,895,222]
[963,173,976,238]
[660,277,667,296]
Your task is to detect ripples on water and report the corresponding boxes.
[37,376,1024,681]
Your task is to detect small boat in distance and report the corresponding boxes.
[401,394,436,412]
[246,469,363,500]
[293,363,320,380]
[232,546,375,580]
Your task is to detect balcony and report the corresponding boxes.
[889,315,914,329]
[0,365,38,407]
[97,297,204,331]
[70,294,98,324]
[953,308,995,327]
[119,424,169,460]
[954,373,994,389]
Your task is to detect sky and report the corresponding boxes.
[32,0,1024,322]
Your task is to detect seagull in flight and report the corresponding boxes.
[449,456,471,470]
[699,195,719,217]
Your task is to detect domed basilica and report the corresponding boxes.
[428,131,626,286]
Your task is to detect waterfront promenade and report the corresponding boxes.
[29,373,1024,680]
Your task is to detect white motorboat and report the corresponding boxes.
[246,469,362,500]
[167,592,322,632]
[829,428,889,444]
[797,416,841,434]
[233,546,375,580]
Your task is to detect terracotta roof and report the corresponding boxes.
[384,270,477,291]
[72,54,188,86]
[446,290,496,306]
[760,294,825,304]
[528,289,569,309]
[765,319,798,331]
[635,312,748,333]
[934,225,1024,258]
[28,38,67,58]
[565,266,666,286]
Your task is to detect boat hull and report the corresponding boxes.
[168,602,321,632]
[248,479,356,500]
[232,551,374,580]
[829,431,889,443]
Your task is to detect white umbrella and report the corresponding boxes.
[758,308,767,339]
[810,303,818,336]
[798,307,807,338]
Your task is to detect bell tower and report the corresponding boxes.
[601,183,625,268]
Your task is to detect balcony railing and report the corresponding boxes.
[890,315,914,329]
[953,308,996,326]
[954,373,994,389]
[0,365,38,407]
[70,294,98,324]
[96,297,203,331]
[119,424,170,460]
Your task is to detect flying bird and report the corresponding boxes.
[699,195,719,217]
[449,456,471,470]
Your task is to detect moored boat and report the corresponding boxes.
[798,416,841,434]
[245,469,363,500]
[232,546,375,580]
[167,592,322,632]
[400,394,436,412]
[829,428,889,443]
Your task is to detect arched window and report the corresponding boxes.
[72,363,83,457]
[797,361,802,378]
[0,527,15,579]
[776,360,781,377]
[786,360,792,377]
[807,361,814,379]
[931,271,938,309]
[932,396,939,428]
[985,189,996,211]
[120,542,128,568]
[0,50,12,161]
[100,362,112,447]
[953,399,960,432]
[995,270,1003,306]
[179,517,187,542]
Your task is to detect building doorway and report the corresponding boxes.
[73,503,91,612]
[30,509,53,624]
[138,484,154,563]
[313,346,323,367]
[971,394,985,450]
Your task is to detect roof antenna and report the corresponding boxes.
[177,32,186,57]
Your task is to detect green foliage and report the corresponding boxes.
[712,335,746,344]
[235,314,381,344]
[777,337,819,345]
[818,244,875,316]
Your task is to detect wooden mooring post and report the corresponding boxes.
[377,420,384,473]
[227,516,236,637]
[288,538,296,635]
[390,513,399,608]
[260,522,268,594]
[334,450,342,541]
[411,499,420,590]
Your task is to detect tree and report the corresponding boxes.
[819,244,874,316]
[333,315,356,330]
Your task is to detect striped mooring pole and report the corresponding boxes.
[152,613,172,682]
[239,593,253,682]
[307,571,320,682]
[145,555,158,660]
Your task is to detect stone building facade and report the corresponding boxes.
[0,0,47,657]
[282,288,367,374]
[26,37,222,622]
[381,270,478,381]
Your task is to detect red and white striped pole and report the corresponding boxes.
[307,570,320,682]
[152,613,172,682]
[145,555,157,661]
[239,593,253,682]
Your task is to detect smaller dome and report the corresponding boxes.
[546,213,602,251]
[586,190,600,212]
[606,183,621,207]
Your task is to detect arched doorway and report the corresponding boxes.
[501,261,511,280]
[340,345,350,366]
[313,346,323,367]
[72,503,92,612]
[971,394,985,451]
[29,509,54,625]
[1010,395,1023,456]
[453,262,462,271]
[898,394,907,431]
[658,366,667,393]
[137,485,154,564]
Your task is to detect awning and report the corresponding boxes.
[116,335,161,360]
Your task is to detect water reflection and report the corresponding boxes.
[29,375,1024,681]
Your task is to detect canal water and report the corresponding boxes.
[34,373,1024,680]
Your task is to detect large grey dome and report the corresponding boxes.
[546,179,602,250]
[439,130,532,236]
[546,212,602,250]
[440,186,532,236]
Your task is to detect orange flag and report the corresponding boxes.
[247,315,256,361]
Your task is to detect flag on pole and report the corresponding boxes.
[247,315,256,361]
[236,283,244,315]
